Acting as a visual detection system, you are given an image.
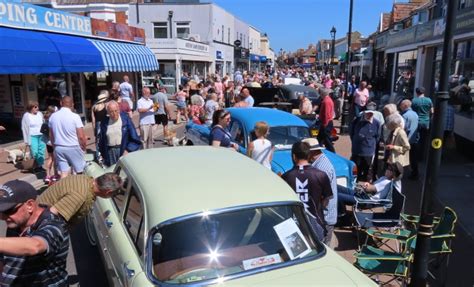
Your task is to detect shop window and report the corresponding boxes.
[37,74,66,111]
[153,22,168,39]
[176,22,190,39]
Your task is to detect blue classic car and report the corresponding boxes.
[185,108,356,189]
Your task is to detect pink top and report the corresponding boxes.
[354,88,369,107]
[324,79,333,89]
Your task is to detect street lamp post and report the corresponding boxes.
[330,26,336,69]
[409,0,457,285]
[340,0,354,134]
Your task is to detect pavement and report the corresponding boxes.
[0,112,184,286]
[0,116,472,286]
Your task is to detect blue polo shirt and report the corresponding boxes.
[402,108,419,143]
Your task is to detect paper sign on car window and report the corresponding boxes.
[273,218,311,260]
[242,254,282,271]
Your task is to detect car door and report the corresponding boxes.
[106,178,148,287]
[91,166,129,286]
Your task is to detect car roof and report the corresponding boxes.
[227,107,308,131]
[120,146,299,227]
[280,84,318,92]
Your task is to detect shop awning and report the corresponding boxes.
[0,27,103,74]
[90,39,158,72]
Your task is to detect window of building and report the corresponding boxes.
[228,28,230,44]
[176,22,190,39]
[222,25,224,42]
[153,22,168,39]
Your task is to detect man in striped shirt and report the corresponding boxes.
[0,180,69,286]
[38,173,122,226]
[303,138,337,246]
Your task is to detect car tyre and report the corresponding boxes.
[85,215,98,246]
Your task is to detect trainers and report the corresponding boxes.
[44,177,51,184]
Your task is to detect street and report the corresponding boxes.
[2,122,473,286]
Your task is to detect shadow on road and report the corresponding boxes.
[69,222,109,287]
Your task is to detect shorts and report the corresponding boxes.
[176,101,187,109]
[154,114,168,126]
[54,145,86,173]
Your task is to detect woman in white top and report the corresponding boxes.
[21,101,45,171]
[247,121,274,170]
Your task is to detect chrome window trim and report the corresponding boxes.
[144,201,327,286]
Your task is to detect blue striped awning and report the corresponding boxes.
[0,26,103,74]
[90,39,158,72]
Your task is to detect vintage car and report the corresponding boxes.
[186,108,356,189]
[85,147,375,286]
[248,85,320,109]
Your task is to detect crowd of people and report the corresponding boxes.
[2,65,442,285]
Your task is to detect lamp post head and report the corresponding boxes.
[330,26,336,39]
[168,10,174,18]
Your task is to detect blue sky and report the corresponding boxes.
[212,0,394,52]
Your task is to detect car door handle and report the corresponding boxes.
[122,262,135,279]
[105,219,113,229]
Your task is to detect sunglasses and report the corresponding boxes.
[220,112,230,119]
[2,203,23,216]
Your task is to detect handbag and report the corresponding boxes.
[20,146,36,171]
[40,122,49,136]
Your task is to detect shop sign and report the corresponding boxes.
[91,18,145,44]
[177,39,209,53]
[0,75,12,118]
[434,18,445,37]
[375,33,387,50]
[455,5,474,35]
[386,27,415,48]
[0,0,91,36]
[415,21,434,42]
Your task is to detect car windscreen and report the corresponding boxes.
[265,126,310,149]
[149,204,324,284]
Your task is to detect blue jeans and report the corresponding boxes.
[337,185,357,205]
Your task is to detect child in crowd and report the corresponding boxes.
[247,121,273,170]
[175,85,189,124]
[42,105,58,184]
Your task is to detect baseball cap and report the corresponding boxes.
[0,180,37,213]
[302,138,325,151]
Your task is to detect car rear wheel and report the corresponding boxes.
[85,215,98,246]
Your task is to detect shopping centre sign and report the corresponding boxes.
[0,0,92,36]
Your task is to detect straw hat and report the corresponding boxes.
[96,94,108,103]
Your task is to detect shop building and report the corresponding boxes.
[0,1,158,131]
[373,0,474,157]
[234,17,250,72]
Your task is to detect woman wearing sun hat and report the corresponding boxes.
[91,90,109,161]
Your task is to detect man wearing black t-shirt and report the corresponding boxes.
[282,142,333,239]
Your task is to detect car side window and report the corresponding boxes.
[124,186,145,256]
[229,120,245,147]
[112,167,129,213]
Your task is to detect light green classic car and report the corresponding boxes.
[85,146,376,286]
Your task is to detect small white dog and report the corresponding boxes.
[6,149,29,165]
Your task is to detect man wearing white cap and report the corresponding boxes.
[303,138,337,246]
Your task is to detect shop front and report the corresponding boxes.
[234,46,249,73]
[250,54,261,72]
[0,1,158,130]
[146,38,211,91]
